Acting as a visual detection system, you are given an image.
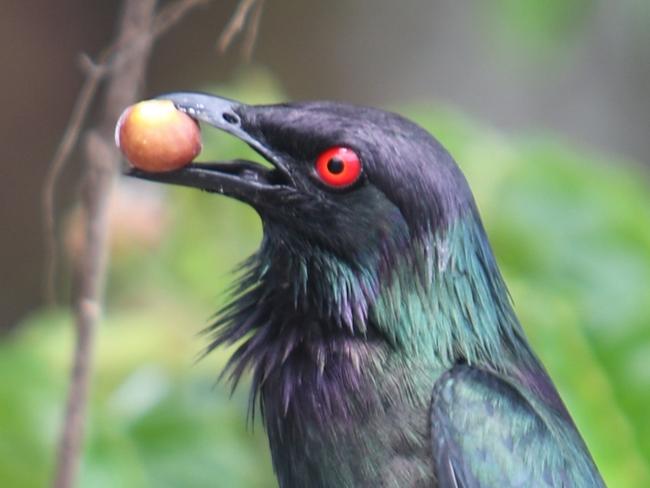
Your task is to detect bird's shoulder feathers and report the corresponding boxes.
[430,364,605,488]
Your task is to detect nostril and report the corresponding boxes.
[222,112,239,125]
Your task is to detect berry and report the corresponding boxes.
[115,99,201,172]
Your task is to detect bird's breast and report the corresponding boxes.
[260,339,441,487]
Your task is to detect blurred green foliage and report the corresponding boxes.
[3,73,650,487]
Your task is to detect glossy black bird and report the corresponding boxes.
[129,92,605,487]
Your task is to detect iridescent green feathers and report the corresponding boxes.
[431,366,605,487]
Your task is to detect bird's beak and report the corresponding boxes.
[125,92,292,205]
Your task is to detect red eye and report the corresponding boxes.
[315,147,362,188]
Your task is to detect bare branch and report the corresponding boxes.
[217,0,258,53]
[242,0,265,61]
[153,0,212,35]
[52,2,157,487]
[42,0,215,303]
[42,58,105,304]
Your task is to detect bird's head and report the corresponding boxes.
[130,93,522,406]
[130,92,473,248]
[130,92,476,307]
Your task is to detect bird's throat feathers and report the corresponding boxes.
[207,208,536,423]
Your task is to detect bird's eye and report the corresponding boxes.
[315,147,362,188]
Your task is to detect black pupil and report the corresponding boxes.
[327,157,345,174]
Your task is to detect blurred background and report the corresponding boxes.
[2,0,649,486]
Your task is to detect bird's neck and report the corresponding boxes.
[207,213,562,486]
[371,214,536,370]
[209,212,540,419]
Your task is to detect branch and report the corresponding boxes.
[217,0,265,58]
[42,0,213,304]
[52,2,157,487]
[42,59,105,304]
[242,0,265,62]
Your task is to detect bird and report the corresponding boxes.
[129,92,606,488]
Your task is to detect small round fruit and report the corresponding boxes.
[115,99,202,172]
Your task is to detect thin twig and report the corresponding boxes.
[42,62,104,304]
[153,0,211,35]
[42,0,214,303]
[242,0,265,61]
[217,0,258,53]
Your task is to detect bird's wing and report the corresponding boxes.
[430,365,604,488]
